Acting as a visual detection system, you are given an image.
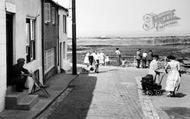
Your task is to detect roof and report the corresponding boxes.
[54,1,68,12]
[46,0,68,12]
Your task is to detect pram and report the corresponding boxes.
[141,74,163,95]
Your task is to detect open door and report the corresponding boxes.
[6,13,13,86]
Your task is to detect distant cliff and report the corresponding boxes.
[68,36,190,46]
[153,36,190,45]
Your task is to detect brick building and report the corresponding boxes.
[42,0,68,82]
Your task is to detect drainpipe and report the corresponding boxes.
[41,0,45,84]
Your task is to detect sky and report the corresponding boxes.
[55,0,190,37]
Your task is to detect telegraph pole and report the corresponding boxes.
[72,0,77,74]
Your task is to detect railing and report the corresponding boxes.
[106,55,137,66]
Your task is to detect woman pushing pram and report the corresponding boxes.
[141,55,184,97]
[141,55,164,95]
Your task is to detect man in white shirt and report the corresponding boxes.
[142,51,148,68]
[148,55,159,80]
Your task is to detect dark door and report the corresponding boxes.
[6,14,13,86]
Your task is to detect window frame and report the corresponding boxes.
[51,6,56,24]
[63,15,67,33]
[26,18,36,63]
[44,2,51,23]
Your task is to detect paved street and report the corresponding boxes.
[149,70,190,119]
[37,67,147,119]
[36,66,190,119]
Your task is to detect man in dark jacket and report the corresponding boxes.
[11,58,32,92]
[136,49,142,68]
[147,50,153,68]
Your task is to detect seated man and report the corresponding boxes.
[11,58,32,92]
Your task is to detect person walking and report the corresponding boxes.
[142,50,147,68]
[165,55,181,97]
[105,55,110,66]
[147,50,153,68]
[92,51,100,73]
[84,51,90,67]
[136,49,142,68]
[147,55,159,80]
[99,50,105,66]
[115,48,121,66]
[88,51,94,66]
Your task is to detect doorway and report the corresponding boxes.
[6,13,13,86]
[60,42,62,68]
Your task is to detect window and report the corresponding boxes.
[44,48,55,73]
[63,15,67,33]
[51,7,56,24]
[26,18,36,63]
[44,3,51,23]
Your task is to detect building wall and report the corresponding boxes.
[58,9,68,71]
[43,1,58,50]
[0,0,7,112]
[43,0,59,81]
[15,0,43,83]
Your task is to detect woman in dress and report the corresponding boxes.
[165,55,181,97]
[99,50,105,66]
[105,55,110,66]
[83,51,90,67]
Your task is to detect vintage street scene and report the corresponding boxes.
[0,0,190,119]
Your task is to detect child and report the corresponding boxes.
[121,58,126,67]
[105,56,110,66]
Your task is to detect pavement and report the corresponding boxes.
[0,66,190,119]
[0,72,79,119]
[148,71,190,119]
[36,66,146,119]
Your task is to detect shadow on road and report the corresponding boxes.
[163,107,190,119]
[47,73,97,119]
[173,93,186,98]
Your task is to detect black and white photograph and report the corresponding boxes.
[0,0,190,119]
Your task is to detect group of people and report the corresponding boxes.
[136,49,154,68]
[147,54,181,97]
[83,50,110,73]
[12,52,182,98]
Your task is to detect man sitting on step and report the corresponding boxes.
[11,58,32,92]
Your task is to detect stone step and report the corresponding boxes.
[5,86,39,110]
[5,90,29,109]
[16,95,39,110]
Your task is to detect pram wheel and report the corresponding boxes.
[155,90,162,95]
[146,90,153,95]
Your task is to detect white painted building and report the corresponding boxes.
[0,0,7,112]
[0,0,42,111]
[58,7,69,72]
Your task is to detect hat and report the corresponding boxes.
[167,55,176,60]
[17,58,25,64]
[153,55,159,59]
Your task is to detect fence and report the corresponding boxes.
[107,55,136,66]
